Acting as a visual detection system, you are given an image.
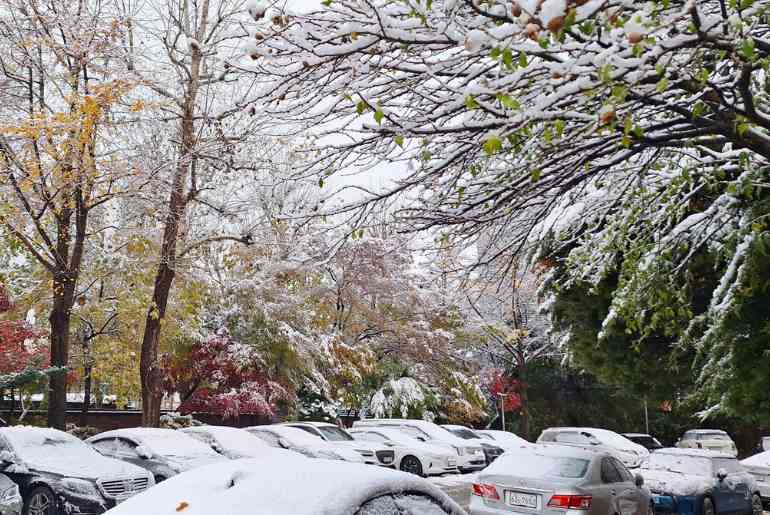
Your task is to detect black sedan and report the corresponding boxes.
[0,427,152,515]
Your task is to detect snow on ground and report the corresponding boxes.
[428,472,477,488]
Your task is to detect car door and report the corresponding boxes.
[712,458,742,514]
[610,458,644,515]
[585,458,623,515]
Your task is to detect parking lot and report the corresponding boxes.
[432,473,476,511]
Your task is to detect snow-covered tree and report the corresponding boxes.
[239,0,770,421]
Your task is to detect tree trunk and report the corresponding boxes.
[138,1,207,426]
[48,274,76,429]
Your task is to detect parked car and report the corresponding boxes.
[741,451,770,505]
[641,448,762,515]
[354,419,487,472]
[103,454,467,515]
[676,430,737,457]
[87,428,225,482]
[283,422,395,467]
[623,433,664,452]
[245,425,364,462]
[441,425,505,465]
[0,473,20,515]
[475,430,530,451]
[761,437,770,453]
[349,426,459,476]
[537,427,650,468]
[469,442,651,515]
[180,426,272,459]
[0,427,152,515]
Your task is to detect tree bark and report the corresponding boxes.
[49,273,76,429]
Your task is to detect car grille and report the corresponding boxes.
[97,477,150,499]
[376,450,395,465]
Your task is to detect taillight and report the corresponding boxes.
[472,483,500,500]
[548,495,592,510]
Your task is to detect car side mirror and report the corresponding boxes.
[277,438,290,450]
[416,437,426,442]
[0,451,14,468]
[135,445,153,460]
[717,468,728,482]
[635,474,644,488]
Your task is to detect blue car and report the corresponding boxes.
[640,448,762,515]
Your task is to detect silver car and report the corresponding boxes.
[741,451,770,504]
[470,444,651,515]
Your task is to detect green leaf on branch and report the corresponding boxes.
[482,135,502,155]
[465,95,479,110]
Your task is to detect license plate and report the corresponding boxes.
[382,457,393,463]
[506,491,538,509]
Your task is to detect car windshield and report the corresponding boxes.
[643,453,711,476]
[5,429,97,461]
[205,428,267,455]
[317,426,354,441]
[446,428,478,440]
[140,433,220,458]
[386,426,431,440]
[497,452,590,479]
[697,433,730,441]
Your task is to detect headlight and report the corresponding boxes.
[0,484,19,503]
[467,447,482,455]
[62,478,100,497]
[453,446,464,456]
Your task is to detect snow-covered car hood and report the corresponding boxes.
[22,453,148,481]
[742,452,770,473]
[641,469,712,496]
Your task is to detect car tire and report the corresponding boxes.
[703,497,715,515]
[751,494,762,515]
[23,485,57,515]
[399,455,424,477]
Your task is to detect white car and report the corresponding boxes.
[246,425,364,463]
[104,453,466,515]
[353,419,486,472]
[537,427,650,468]
[181,426,272,459]
[350,426,459,476]
[441,425,505,464]
[474,430,530,451]
[284,422,395,467]
[741,451,770,502]
[676,429,738,457]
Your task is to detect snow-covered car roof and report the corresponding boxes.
[742,451,770,469]
[247,425,333,447]
[87,428,221,457]
[654,447,734,458]
[104,454,465,515]
[0,426,81,446]
[683,429,729,435]
[622,433,653,438]
[285,421,337,428]
[442,424,474,431]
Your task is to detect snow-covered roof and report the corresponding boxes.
[683,429,729,434]
[441,424,472,431]
[654,447,733,459]
[87,428,220,457]
[183,426,270,455]
[105,455,465,515]
[622,433,652,438]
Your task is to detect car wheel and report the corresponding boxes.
[703,497,715,515]
[23,486,56,515]
[751,494,762,515]
[399,456,424,477]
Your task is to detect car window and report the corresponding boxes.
[611,458,634,482]
[114,438,139,457]
[293,426,322,438]
[91,439,116,455]
[698,433,730,441]
[249,430,281,447]
[556,432,590,445]
[602,458,622,483]
[539,431,556,442]
[713,458,742,475]
[317,426,354,442]
[357,494,450,514]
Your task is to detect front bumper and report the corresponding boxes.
[652,494,698,515]
[0,495,21,515]
[56,490,114,515]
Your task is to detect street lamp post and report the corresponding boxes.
[498,393,509,431]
